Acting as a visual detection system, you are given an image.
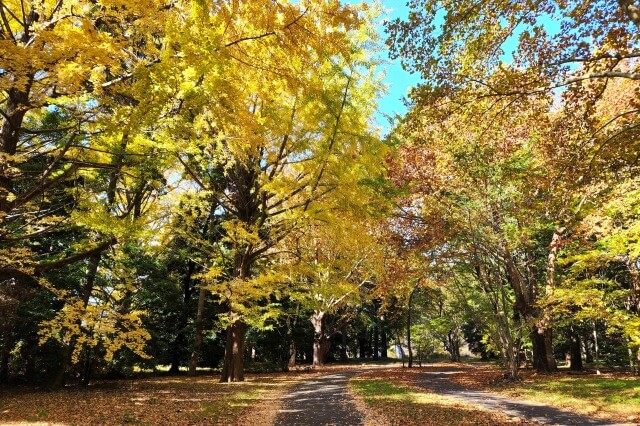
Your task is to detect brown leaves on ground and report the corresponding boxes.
[443,363,639,424]
[350,368,531,426]
[0,371,313,426]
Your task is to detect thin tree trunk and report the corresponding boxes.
[188,286,207,376]
[340,325,348,361]
[288,340,297,368]
[373,323,379,360]
[407,287,415,368]
[380,322,388,359]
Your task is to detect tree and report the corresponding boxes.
[165,0,384,381]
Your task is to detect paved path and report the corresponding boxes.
[274,371,364,426]
[416,371,628,425]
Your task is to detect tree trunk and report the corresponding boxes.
[188,286,207,376]
[583,333,594,363]
[373,323,379,360]
[407,287,415,368]
[531,229,563,373]
[447,332,461,362]
[380,325,388,359]
[0,345,9,384]
[531,324,557,373]
[569,327,583,371]
[340,325,348,361]
[311,311,330,366]
[220,321,248,382]
[504,341,520,381]
[53,253,101,387]
[288,341,297,368]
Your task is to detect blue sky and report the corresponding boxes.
[357,1,562,133]
[373,2,421,131]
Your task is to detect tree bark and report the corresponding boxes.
[220,320,248,382]
[340,325,348,361]
[407,287,415,368]
[569,326,583,371]
[311,310,330,366]
[288,341,297,369]
[380,322,388,359]
[531,325,556,373]
[0,344,10,384]
[373,323,379,360]
[358,332,367,359]
[188,285,207,376]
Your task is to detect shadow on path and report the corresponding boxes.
[416,371,628,426]
[274,371,363,426]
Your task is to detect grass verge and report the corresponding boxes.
[350,371,525,425]
[0,373,299,425]
[448,364,640,424]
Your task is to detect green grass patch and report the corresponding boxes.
[511,376,640,421]
[198,385,269,422]
[351,376,509,425]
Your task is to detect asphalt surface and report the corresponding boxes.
[274,371,364,426]
[416,371,629,426]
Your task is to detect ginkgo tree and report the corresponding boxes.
[160,0,386,382]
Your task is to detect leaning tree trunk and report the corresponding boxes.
[220,320,248,382]
[311,311,331,366]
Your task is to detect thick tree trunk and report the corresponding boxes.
[531,325,557,373]
[311,311,330,366]
[0,345,9,384]
[220,321,248,382]
[531,229,563,373]
[569,327,583,371]
[188,286,207,376]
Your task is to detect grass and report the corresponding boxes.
[0,373,297,426]
[350,372,517,425]
[447,363,640,423]
[505,375,640,422]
